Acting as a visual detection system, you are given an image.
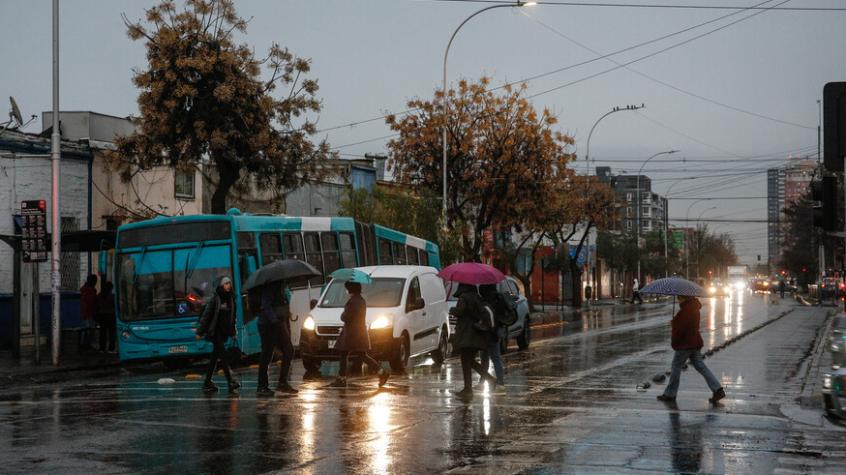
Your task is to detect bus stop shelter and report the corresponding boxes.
[0,230,115,359]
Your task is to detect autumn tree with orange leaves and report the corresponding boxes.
[386,78,575,262]
[115,0,332,214]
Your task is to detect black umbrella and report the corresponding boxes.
[242,259,321,291]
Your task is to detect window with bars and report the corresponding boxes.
[60,217,80,291]
[174,170,195,199]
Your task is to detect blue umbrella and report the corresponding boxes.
[639,277,706,297]
[329,268,373,284]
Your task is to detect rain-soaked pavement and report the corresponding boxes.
[2,293,845,474]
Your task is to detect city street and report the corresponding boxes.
[2,293,843,474]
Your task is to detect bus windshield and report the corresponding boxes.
[117,244,232,321]
[320,278,406,308]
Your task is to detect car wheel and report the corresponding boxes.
[390,334,410,372]
[517,316,530,351]
[431,328,449,365]
[302,356,322,373]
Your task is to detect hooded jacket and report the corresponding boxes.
[197,278,236,341]
[671,298,704,350]
[336,292,371,352]
[449,284,490,351]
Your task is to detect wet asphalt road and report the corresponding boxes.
[2,293,845,474]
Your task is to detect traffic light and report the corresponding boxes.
[811,176,839,231]
[824,82,846,172]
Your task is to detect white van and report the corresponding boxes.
[299,266,450,372]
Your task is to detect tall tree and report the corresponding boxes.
[385,78,574,261]
[115,0,332,214]
[780,191,821,286]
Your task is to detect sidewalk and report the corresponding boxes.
[0,343,120,385]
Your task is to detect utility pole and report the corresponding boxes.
[50,0,62,366]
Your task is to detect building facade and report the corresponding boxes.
[597,166,669,236]
[767,158,815,267]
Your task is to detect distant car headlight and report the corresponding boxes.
[370,315,391,330]
[734,282,745,290]
[823,373,832,390]
[708,286,717,294]
[303,316,315,331]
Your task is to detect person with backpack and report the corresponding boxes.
[449,283,497,400]
[195,276,240,394]
[478,284,511,390]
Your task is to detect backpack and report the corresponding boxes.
[474,302,496,333]
[495,293,519,327]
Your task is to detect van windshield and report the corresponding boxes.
[320,278,406,308]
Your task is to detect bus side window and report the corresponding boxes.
[321,232,341,276]
[393,241,407,265]
[339,233,357,268]
[407,245,419,265]
[378,238,393,265]
[283,233,304,261]
[237,232,258,286]
[304,232,324,285]
[259,233,282,266]
[419,249,429,267]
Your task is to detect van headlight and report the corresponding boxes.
[823,373,832,390]
[303,316,315,331]
[370,315,391,330]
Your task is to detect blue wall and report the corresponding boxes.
[0,292,81,349]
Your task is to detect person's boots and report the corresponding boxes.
[256,387,275,397]
[203,380,218,393]
[378,369,390,388]
[275,382,299,394]
[709,387,726,404]
[227,379,241,393]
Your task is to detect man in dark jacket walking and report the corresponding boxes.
[449,284,497,399]
[330,281,390,388]
[657,295,725,403]
[196,276,240,393]
[257,281,297,396]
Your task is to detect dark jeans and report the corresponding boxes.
[204,335,234,384]
[258,321,294,389]
[339,351,382,377]
[459,348,492,391]
[98,317,116,351]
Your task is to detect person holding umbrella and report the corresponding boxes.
[640,278,725,404]
[196,276,240,393]
[243,259,321,397]
[449,283,498,399]
[330,270,390,388]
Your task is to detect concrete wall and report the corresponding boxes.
[0,153,90,294]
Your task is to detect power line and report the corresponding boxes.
[421,0,846,11]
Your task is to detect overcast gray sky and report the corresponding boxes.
[2,0,845,265]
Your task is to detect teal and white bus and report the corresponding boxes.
[113,209,440,363]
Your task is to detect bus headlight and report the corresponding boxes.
[370,315,391,330]
[303,316,315,331]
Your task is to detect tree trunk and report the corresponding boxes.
[569,260,583,308]
[211,164,238,214]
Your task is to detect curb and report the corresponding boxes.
[700,307,795,361]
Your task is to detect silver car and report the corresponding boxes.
[830,315,846,370]
[446,276,531,353]
[822,368,846,419]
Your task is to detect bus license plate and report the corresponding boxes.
[327,340,336,349]
[169,345,188,354]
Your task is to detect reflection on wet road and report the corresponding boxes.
[1,293,842,473]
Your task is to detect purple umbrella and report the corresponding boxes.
[438,262,506,285]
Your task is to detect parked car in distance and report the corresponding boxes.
[446,275,531,353]
[750,278,770,293]
[706,280,730,297]
[822,368,846,420]
[300,266,450,373]
[830,315,846,370]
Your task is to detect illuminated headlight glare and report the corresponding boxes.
[370,315,391,330]
[823,374,832,390]
[734,282,745,290]
[708,286,717,294]
[121,331,130,340]
[832,342,842,352]
[303,316,315,331]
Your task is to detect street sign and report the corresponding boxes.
[671,230,685,250]
[20,200,48,263]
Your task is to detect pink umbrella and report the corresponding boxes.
[438,262,506,285]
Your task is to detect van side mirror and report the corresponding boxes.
[310,299,317,310]
[415,298,425,310]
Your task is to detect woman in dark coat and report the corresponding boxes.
[95,281,116,353]
[331,281,390,388]
[196,276,240,393]
[256,281,297,397]
[449,283,496,399]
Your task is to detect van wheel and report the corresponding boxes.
[390,334,410,372]
[517,317,530,350]
[303,357,321,373]
[431,329,449,366]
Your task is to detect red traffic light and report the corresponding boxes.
[802,267,807,273]
[38,200,46,210]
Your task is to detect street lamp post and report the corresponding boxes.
[583,103,643,301]
[50,0,62,366]
[442,1,536,225]
[636,150,678,284]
